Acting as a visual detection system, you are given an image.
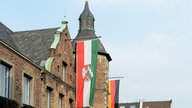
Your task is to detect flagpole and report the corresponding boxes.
[108,77,124,79]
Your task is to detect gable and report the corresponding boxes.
[0,22,16,49]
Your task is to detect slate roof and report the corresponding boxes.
[11,28,58,65]
[0,22,16,49]
[0,21,58,65]
[72,30,107,53]
[72,27,112,61]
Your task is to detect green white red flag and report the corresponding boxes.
[76,39,98,107]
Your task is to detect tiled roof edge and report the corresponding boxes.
[0,39,41,69]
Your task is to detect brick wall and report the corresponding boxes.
[0,42,41,107]
[93,55,109,108]
[41,25,76,108]
[40,72,75,108]
[50,26,75,88]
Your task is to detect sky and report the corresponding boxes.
[0,0,192,108]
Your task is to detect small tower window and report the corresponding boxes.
[63,62,67,82]
[57,65,60,72]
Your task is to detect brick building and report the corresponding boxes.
[0,1,111,108]
[0,19,75,108]
[119,100,172,108]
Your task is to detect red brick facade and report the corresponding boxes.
[0,21,75,108]
[40,23,75,108]
[0,41,41,107]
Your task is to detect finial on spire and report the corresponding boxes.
[84,1,89,11]
[62,16,68,24]
[64,16,66,21]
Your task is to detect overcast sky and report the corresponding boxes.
[1,0,192,108]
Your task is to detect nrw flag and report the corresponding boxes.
[108,80,120,108]
[76,39,98,107]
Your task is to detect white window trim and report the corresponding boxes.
[47,87,52,108]
[59,94,63,108]
[0,62,11,98]
[22,74,32,105]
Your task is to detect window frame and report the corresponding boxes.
[0,61,11,98]
[59,93,64,108]
[130,105,136,108]
[69,98,73,108]
[47,87,53,108]
[22,74,32,105]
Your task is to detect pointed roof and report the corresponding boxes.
[73,1,112,61]
[79,1,95,21]
[0,22,58,65]
[11,28,57,64]
[0,22,16,49]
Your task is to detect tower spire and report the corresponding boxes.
[84,1,90,12]
[73,1,112,61]
[78,1,95,31]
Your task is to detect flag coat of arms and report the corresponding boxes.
[76,39,98,107]
[108,80,120,108]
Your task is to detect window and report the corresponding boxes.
[63,62,67,82]
[130,105,136,108]
[69,98,73,108]
[120,106,125,108]
[22,74,32,105]
[59,94,64,108]
[0,62,11,98]
[47,87,52,108]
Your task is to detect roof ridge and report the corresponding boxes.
[0,21,13,33]
[13,27,58,33]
